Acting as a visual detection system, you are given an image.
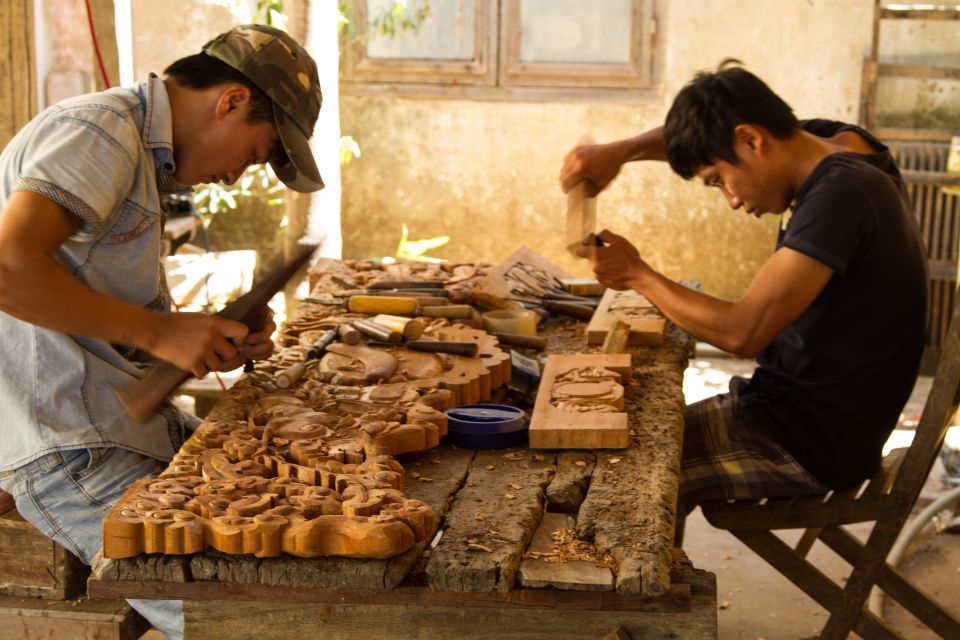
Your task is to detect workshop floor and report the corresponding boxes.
[140,350,960,640]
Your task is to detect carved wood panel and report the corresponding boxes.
[529,354,632,449]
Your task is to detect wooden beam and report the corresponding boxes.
[880,8,960,21]
[877,63,960,81]
[0,0,37,149]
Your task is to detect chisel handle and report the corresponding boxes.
[403,340,479,357]
[115,362,191,423]
[492,332,547,350]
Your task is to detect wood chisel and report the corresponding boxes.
[274,328,339,389]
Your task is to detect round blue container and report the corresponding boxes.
[444,404,528,449]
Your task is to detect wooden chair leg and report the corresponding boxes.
[674,514,686,548]
[819,523,907,640]
[730,529,901,640]
[794,527,821,558]
[819,526,960,638]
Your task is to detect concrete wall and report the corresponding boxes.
[340,0,877,299]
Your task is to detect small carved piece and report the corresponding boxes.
[586,288,666,346]
[529,354,632,449]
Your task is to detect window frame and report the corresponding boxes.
[499,0,655,90]
[340,0,662,101]
[341,0,498,86]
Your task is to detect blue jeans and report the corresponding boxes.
[0,448,184,639]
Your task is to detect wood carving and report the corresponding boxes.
[586,288,666,346]
[104,315,510,559]
[529,354,632,450]
[471,246,572,309]
[306,258,491,306]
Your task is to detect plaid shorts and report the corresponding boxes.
[678,377,828,518]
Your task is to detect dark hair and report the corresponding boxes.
[164,53,274,124]
[664,61,800,179]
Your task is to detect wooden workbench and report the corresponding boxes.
[88,262,716,639]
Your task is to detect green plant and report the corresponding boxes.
[204,0,286,27]
[338,1,431,39]
[192,164,286,229]
[383,223,449,264]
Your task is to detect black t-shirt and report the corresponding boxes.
[739,119,928,489]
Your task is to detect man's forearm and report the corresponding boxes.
[632,269,749,355]
[0,251,158,350]
[617,126,667,163]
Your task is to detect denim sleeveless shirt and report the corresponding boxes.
[0,74,199,472]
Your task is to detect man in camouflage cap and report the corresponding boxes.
[202,24,324,192]
[0,24,324,639]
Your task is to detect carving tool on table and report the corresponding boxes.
[351,318,403,343]
[274,327,339,389]
[364,340,480,357]
[116,245,317,422]
[491,332,547,350]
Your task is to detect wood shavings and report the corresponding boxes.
[509,483,523,490]
[574,460,587,467]
[522,528,616,568]
[533,454,545,462]
[485,465,495,471]
[501,451,525,460]
[475,512,487,521]
[504,493,515,499]
[416,476,434,483]
[467,542,493,553]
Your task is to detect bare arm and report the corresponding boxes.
[0,190,261,377]
[580,229,833,358]
[560,126,666,194]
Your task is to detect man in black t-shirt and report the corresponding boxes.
[560,64,927,523]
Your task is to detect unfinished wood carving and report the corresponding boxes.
[104,315,510,559]
[529,354,632,450]
[586,288,666,346]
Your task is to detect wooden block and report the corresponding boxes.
[601,319,631,354]
[587,289,666,346]
[560,278,604,297]
[0,594,149,640]
[566,181,597,255]
[519,512,614,590]
[0,508,88,600]
[529,354,632,449]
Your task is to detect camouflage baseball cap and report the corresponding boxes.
[203,24,324,193]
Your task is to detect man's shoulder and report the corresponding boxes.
[40,88,146,151]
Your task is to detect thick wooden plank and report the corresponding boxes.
[0,509,88,600]
[89,579,690,611]
[0,594,148,640]
[425,449,555,592]
[546,451,596,512]
[578,325,690,596]
[587,288,666,346]
[529,354,632,449]
[182,595,716,640]
[518,512,614,590]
